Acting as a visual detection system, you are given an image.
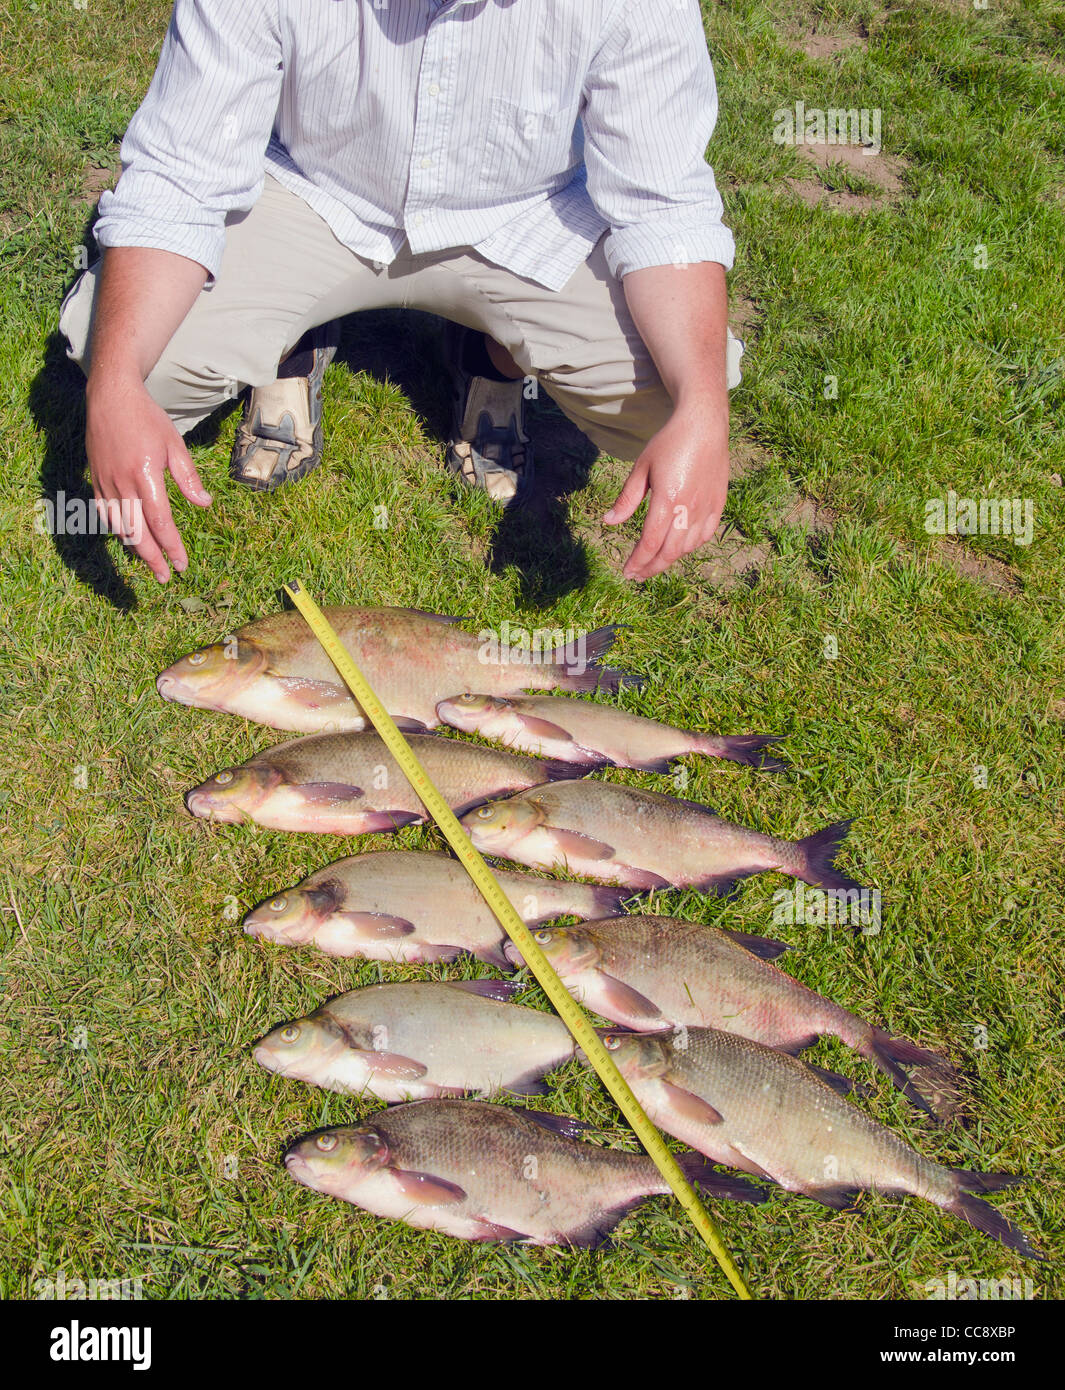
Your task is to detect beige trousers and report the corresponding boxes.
[60,175,743,462]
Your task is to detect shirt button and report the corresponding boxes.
[414,213,425,226]
[428,83,440,96]
[420,156,432,169]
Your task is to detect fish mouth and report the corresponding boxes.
[502,941,525,968]
[252,1044,283,1073]
[156,672,216,708]
[185,788,247,823]
[283,1151,313,1182]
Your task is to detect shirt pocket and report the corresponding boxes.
[481,97,580,193]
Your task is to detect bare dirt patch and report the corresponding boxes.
[935,538,1022,594]
[694,529,773,588]
[80,162,119,204]
[787,20,870,61]
[783,142,910,212]
[773,491,839,534]
[729,437,772,482]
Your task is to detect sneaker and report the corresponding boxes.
[229,321,341,492]
[444,323,533,505]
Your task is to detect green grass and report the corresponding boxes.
[1,0,1062,1300]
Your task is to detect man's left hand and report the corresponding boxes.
[604,400,729,581]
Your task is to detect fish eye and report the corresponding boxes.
[280,1025,300,1044]
[215,770,235,786]
[187,650,209,666]
[533,929,552,944]
[268,896,287,912]
[315,1133,339,1152]
[475,805,495,820]
[604,1035,621,1051]
[458,693,478,704]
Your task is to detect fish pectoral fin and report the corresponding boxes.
[659,1080,724,1127]
[296,782,365,803]
[549,829,616,861]
[363,1052,429,1080]
[415,943,465,963]
[390,1168,467,1206]
[722,928,794,960]
[272,677,353,709]
[518,714,581,744]
[596,973,665,1026]
[356,810,424,832]
[393,716,429,733]
[446,978,523,1002]
[342,912,416,939]
[477,942,513,970]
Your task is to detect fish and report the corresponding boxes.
[283,1097,766,1246]
[243,849,627,966]
[157,605,636,734]
[437,693,786,771]
[254,980,575,1101]
[185,731,582,834]
[461,780,866,896]
[594,1028,1041,1259]
[505,916,955,1118]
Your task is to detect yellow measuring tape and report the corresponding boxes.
[283,582,754,1300]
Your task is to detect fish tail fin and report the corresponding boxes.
[553,663,644,694]
[694,734,789,772]
[861,1029,960,1120]
[590,885,630,915]
[796,819,867,895]
[677,1154,767,1204]
[540,759,590,783]
[947,1172,1043,1260]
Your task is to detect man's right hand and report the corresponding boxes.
[82,245,212,582]
[86,378,212,583]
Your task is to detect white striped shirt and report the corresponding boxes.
[94,0,734,293]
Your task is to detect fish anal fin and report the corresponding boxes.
[803,1184,864,1212]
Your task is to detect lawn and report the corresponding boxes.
[1,0,1062,1300]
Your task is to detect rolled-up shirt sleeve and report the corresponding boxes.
[582,0,735,278]
[93,0,283,281]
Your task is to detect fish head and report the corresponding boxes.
[436,693,517,738]
[283,1125,390,1196]
[505,924,600,974]
[243,882,341,944]
[254,1014,347,1080]
[156,638,270,712]
[596,1029,673,1082]
[461,794,545,853]
[185,762,283,823]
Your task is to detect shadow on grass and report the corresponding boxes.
[30,297,599,611]
[337,309,600,607]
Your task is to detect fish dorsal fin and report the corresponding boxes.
[722,928,794,960]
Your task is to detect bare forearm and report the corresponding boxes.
[86,246,208,399]
[622,261,729,414]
